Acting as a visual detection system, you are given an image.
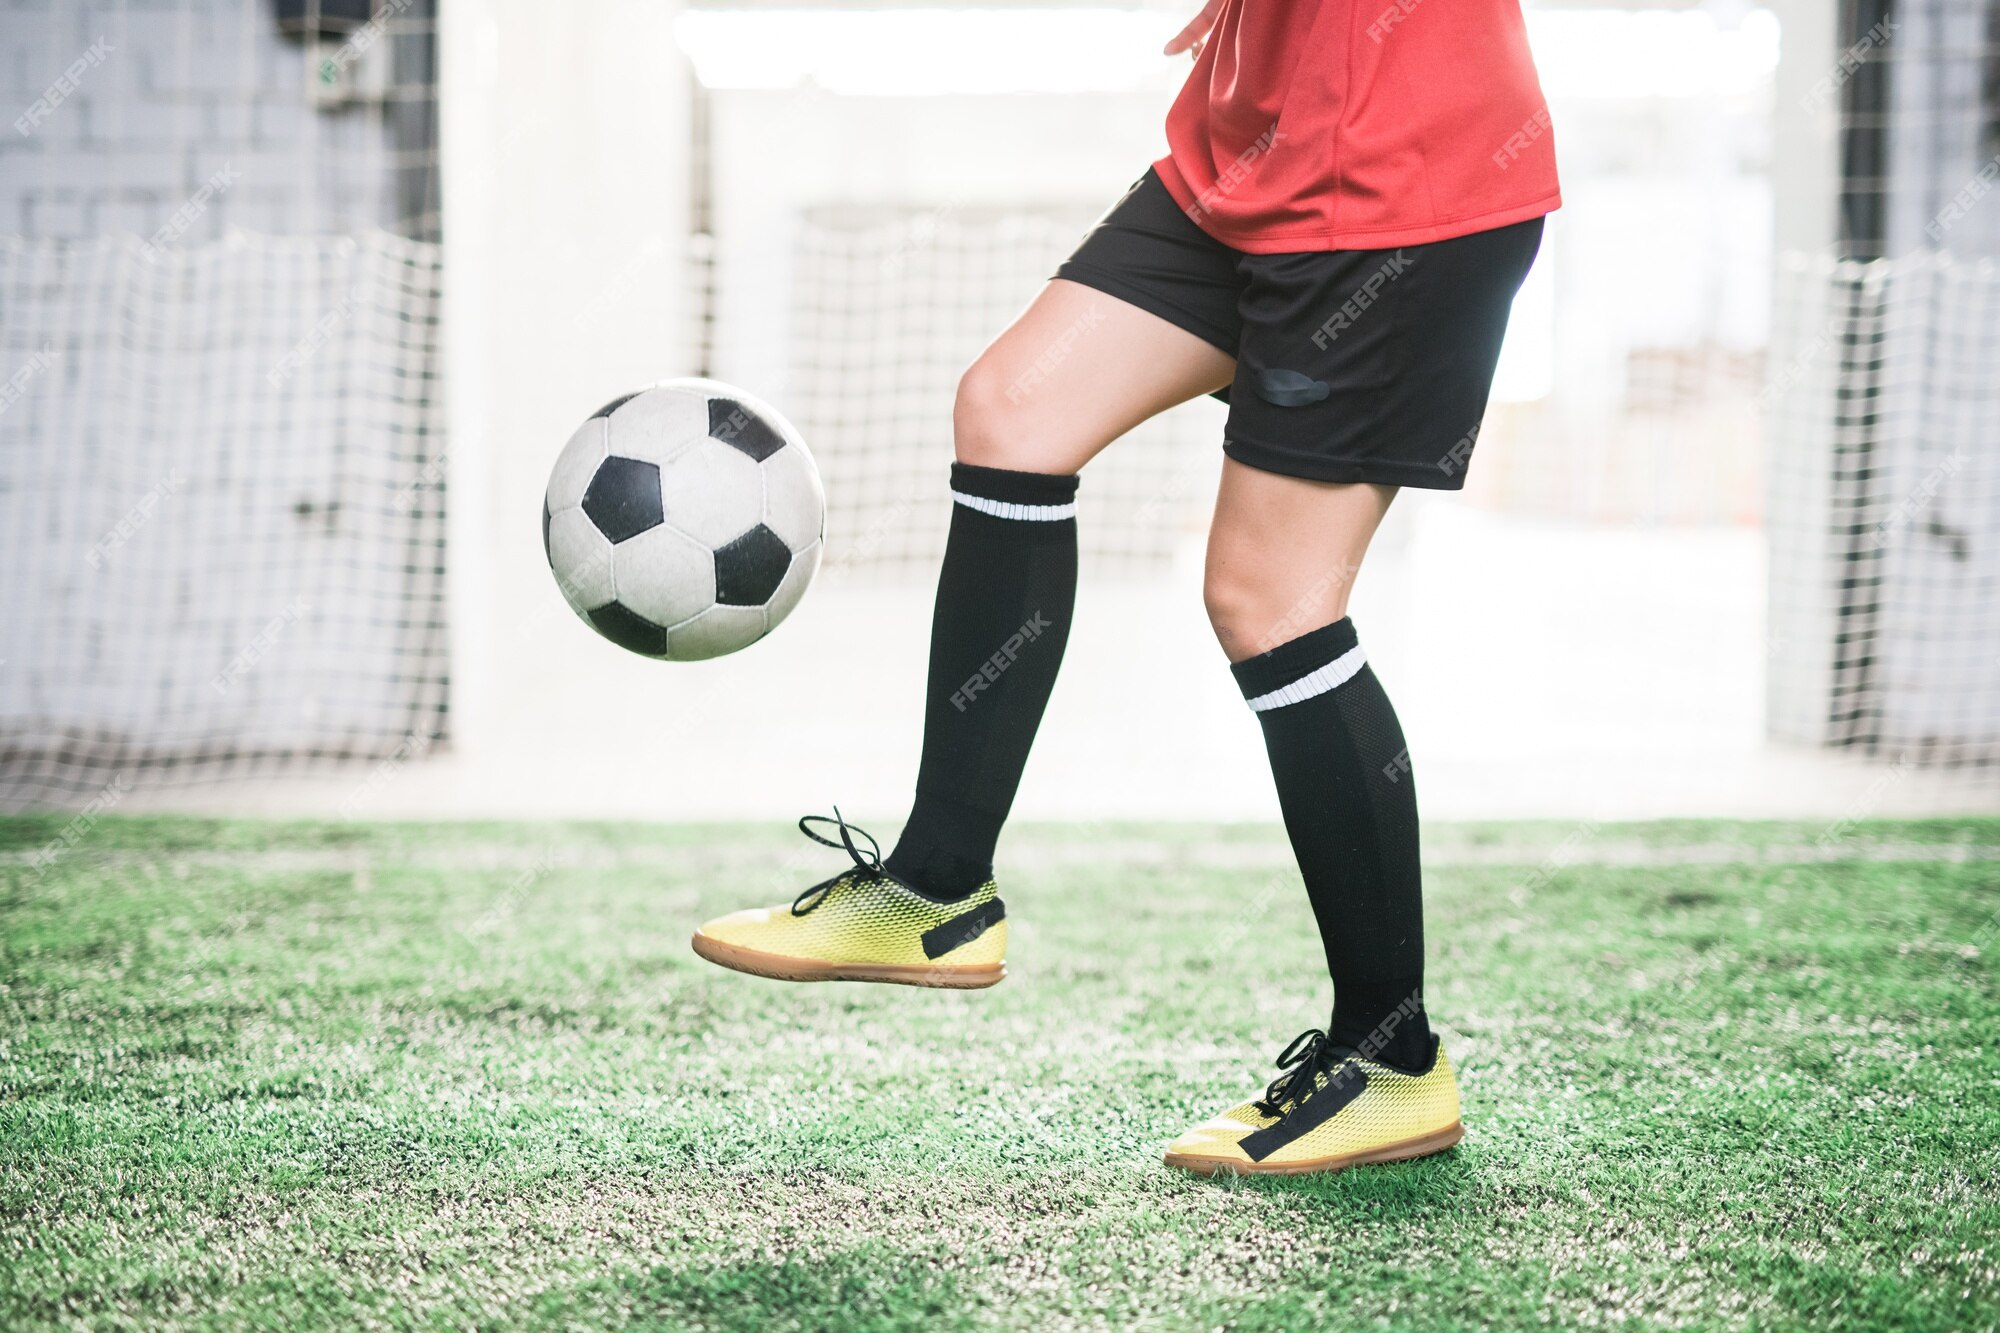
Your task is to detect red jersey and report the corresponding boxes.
[1155,0,1562,253]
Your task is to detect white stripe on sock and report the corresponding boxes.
[951,490,1077,522]
[1244,644,1367,712]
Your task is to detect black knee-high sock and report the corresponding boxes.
[1230,617,1433,1072]
[885,462,1079,900]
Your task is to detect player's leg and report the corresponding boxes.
[693,171,1243,987]
[880,166,1248,908]
[952,279,1235,476]
[1163,215,1545,1175]
[1199,464,1393,661]
[879,278,1234,899]
[1165,463,1459,1175]
[1206,465,1427,1063]
[690,287,1230,987]
[1200,470,1424,1072]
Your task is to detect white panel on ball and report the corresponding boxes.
[764,539,821,629]
[604,389,711,465]
[613,524,718,628]
[545,508,617,612]
[666,603,768,660]
[761,446,825,551]
[660,435,765,548]
[545,418,607,512]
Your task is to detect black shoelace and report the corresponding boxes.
[1255,1028,1359,1117]
[789,808,889,916]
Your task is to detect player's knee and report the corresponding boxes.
[952,356,1032,469]
[1204,559,1350,661]
[1202,565,1270,661]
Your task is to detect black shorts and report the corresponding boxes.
[1054,169,1545,490]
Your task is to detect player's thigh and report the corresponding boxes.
[1203,458,1397,662]
[954,278,1234,475]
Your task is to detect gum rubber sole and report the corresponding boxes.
[690,930,1005,990]
[1163,1120,1464,1177]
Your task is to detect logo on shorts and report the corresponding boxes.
[1251,367,1331,407]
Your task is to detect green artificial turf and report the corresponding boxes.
[2,815,1997,1331]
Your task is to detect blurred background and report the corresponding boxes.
[1,0,1995,823]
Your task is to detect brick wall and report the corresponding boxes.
[1,0,437,242]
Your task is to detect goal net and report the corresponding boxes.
[1766,251,2000,770]
[0,233,449,807]
[784,206,1224,577]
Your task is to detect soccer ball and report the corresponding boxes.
[541,379,824,661]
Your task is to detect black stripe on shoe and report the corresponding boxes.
[921,897,1006,959]
[1238,1064,1370,1163]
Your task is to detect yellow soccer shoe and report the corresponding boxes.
[691,810,1007,990]
[1165,1029,1462,1177]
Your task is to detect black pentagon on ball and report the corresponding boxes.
[541,500,552,564]
[708,397,787,462]
[713,524,793,607]
[587,601,671,657]
[581,456,664,543]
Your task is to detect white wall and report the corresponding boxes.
[1762,0,1842,747]
[441,0,694,766]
